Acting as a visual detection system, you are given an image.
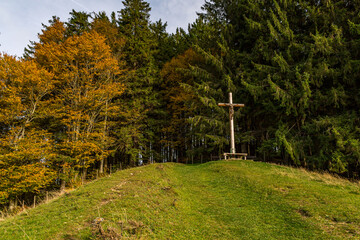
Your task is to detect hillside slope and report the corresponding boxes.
[0,161,359,239]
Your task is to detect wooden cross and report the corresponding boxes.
[218,92,245,154]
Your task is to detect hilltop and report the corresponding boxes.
[1,160,359,239]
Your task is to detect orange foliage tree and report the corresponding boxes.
[33,20,126,187]
[0,54,55,206]
[160,49,203,162]
[91,12,126,59]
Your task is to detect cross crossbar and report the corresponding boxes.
[218,103,245,108]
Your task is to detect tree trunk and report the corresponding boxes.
[60,179,66,192]
[99,159,104,174]
[9,199,16,211]
[82,168,87,184]
[60,167,66,192]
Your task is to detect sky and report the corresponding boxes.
[0,0,204,57]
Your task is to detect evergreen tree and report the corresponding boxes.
[117,0,159,164]
[200,0,360,176]
[118,0,154,68]
[65,10,91,36]
[150,19,175,69]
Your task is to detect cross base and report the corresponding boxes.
[223,153,247,160]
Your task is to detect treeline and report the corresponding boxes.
[2,0,360,210]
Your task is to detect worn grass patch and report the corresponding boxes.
[0,160,359,239]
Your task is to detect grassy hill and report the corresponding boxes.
[0,160,359,239]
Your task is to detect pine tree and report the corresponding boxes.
[202,0,360,176]
[150,19,175,69]
[117,0,159,164]
[65,10,91,36]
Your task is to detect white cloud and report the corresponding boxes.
[150,0,204,32]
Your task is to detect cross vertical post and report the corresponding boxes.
[229,92,235,153]
[218,92,245,155]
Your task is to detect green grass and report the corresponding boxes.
[1,160,360,239]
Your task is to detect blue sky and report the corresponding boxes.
[0,0,204,57]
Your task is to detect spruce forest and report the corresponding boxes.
[1,0,360,211]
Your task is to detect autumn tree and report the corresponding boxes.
[160,49,202,162]
[91,11,126,58]
[33,20,126,187]
[0,54,55,207]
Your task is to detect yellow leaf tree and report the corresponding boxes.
[0,54,55,207]
[160,49,203,163]
[33,21,126,187]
